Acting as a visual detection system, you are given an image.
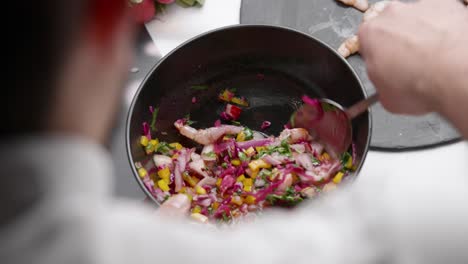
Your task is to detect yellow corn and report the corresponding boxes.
[243,185,252,192]
[169,142,183,150]
[255,146,266,153]
[345,158,353,169]
[231,97,249,107]
[138,168,148,179]
[171,153,179,159]
[333,172,344,184]
[186,193,193,201]
[140,136,149,147]
[236,174,246,182]
[321,152,330,161]
[157,179,170,192]
[243,178,253,186]
[222,136,231,141]
[183,174,199,187]
[236,131,246,142]
[216,178,222,187]
[246,168,259,179]
[244,147,256,156]
[248,159,271,171]
[190,213,208,223]
[179,187,187,193]
[192,205,202,214]
[245,195,256,205]
[231,159,241,166]
[145,139,159,154]
[213,202,220,210]
[195,185,207,195]
[231,196,244,206]
[157,167,170,181]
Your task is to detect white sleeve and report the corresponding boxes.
[93,143,468,264]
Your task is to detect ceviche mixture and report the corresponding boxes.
[135,89,356,224]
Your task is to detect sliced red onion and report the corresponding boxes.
[310,142,325,155]
[142,122,151,139]
[290,144,306,153]
[220,174,235,193]
[262,155,282,166]
[295,153,314,171]
[261,121,271,130]
[197,176,217,187]
[214,119,221,127]
[173,165,183,192]
[302,95,324,122]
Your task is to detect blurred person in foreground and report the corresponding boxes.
[1,0,467,263]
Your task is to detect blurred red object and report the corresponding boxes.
[131,0,156,24]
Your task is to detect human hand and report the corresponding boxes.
[358,0,468,115]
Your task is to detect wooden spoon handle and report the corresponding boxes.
[345,94,379,120]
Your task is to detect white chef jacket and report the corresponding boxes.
[1,137,467,264]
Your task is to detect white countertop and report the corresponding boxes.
[144,1,468,187]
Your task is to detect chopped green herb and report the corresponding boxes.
[207,207,214,215]
[231,120,242,126]
[156,142,172,155]
[221,162,228,169]
[340,152,352,166]
[238,152,248,162]
[221,212,230,222]
[321,102,336,112]
[150,107,159,131]
[204,151,216,158]
[184,114,196,126]
[163,195,170,202]
[311,157,321,166]
[243,127,254,140]
[190,84,209,90]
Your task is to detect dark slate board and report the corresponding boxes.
[241,0,460,150]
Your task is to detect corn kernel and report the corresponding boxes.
[195,185,207,195]
[157,179,170,192]
[140,136,149,147]
[157,167,170,181]
[138,168,148,179]
[190,213,208,223]
[231,97,249,107]
[255,146,266,153]
[236,131,246,142]
[345,158,353,169]
[321,152,330,161]
[179,187,187,193]
[186,194,193,201]
[231,196,243,206]
[245,195,256,205]
[171,153,179,159]
[236,174,246,182]
[248,159,271,171]
[231,159,241,166]
[244,147,255,157]
[333,172,344,184]
[213,202,220,210]
[222,136,231,141]
[243,178,253,186]
[183,174,199,187]
[246,168,259,179]
[169,142,183,150]
[192,205,202,214]
[216,178,222,187]
[243,185,252,192]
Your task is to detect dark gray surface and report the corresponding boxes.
[110,28,161,199]
[241,0,460,150]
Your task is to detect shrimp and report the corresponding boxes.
[174,119,242,145]
[338,1,391,58]
[337,0,369,12]
[279,128,312,144]
[153,155,173,168]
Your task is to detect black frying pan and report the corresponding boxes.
[126,25,372,205]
